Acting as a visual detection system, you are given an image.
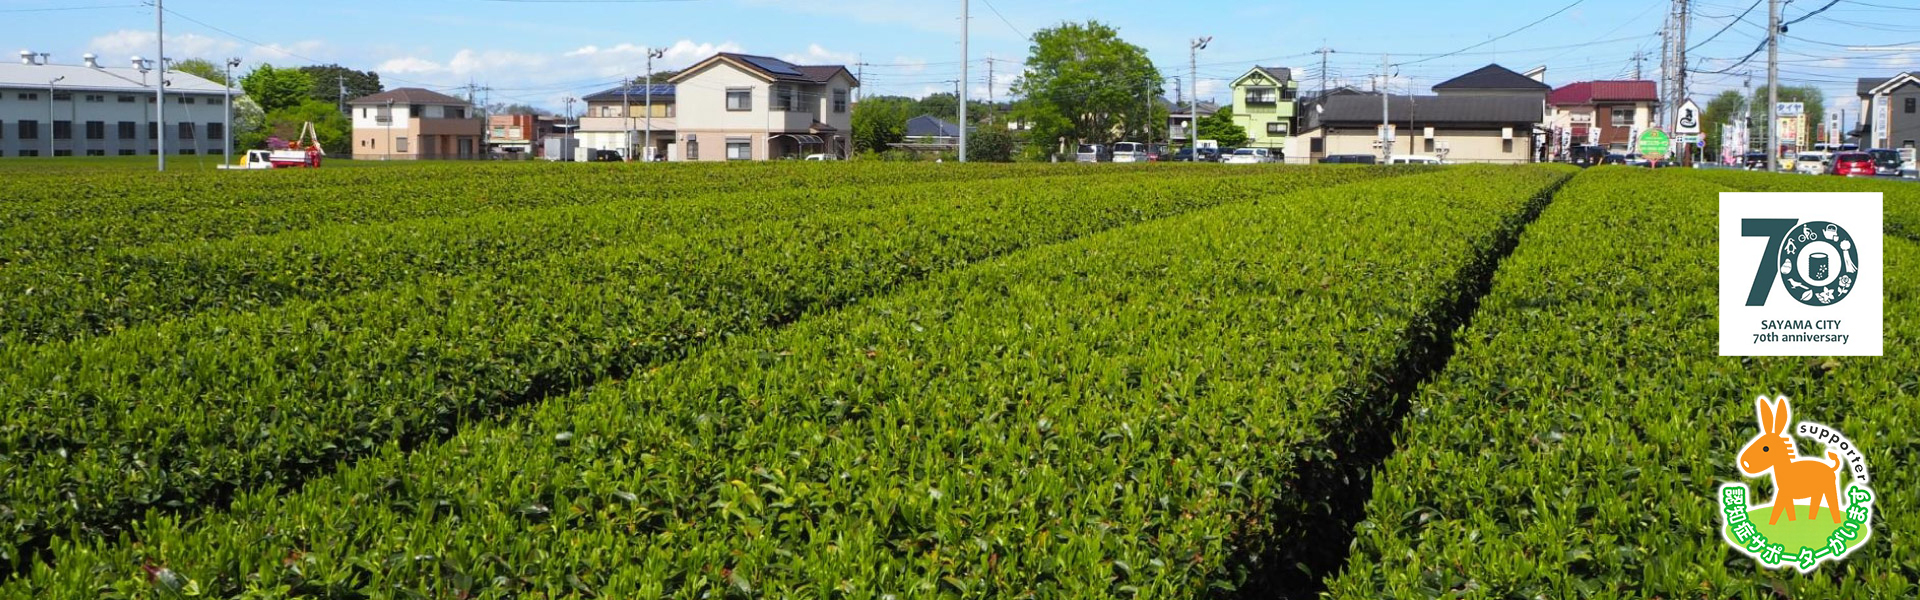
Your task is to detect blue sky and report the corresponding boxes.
[6,0,1915,118]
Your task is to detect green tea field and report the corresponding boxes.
[0,161,1912,599]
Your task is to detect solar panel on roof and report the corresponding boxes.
[741,55,802,76]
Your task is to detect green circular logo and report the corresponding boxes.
[1638,129,1671,161]
[1778,222,1859,306]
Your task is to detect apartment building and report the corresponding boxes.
[0,51,233,158]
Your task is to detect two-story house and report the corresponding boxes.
[485,113,564,159]
[575,83,675,160]
[1853,72,1920,151]
[668,53,857,161]
[1292,64,1547,164]
[1228,67,1298,155]
[1167,99,1218,146]
[1547,80,1657,155]
[348,88,484,160]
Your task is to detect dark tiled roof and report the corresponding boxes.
[1432,64,1551,91]
[348,87,470,106]
[691,53,855,85]
[1549,80,1657,105]
[1309,93,1542,127]
[1859,77,1890,96]
[582,84,676,102]
[1260,67,1292,82]
[906,115,960,137]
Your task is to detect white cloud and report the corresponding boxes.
[377,56,443,74]
[86,29,327,69]
[782,44,857,66]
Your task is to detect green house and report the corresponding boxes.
[1229,66,1299,154]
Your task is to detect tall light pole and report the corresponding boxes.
[47,76,63,158]
[1381,54,1393,164]
[1190,36,1210,162]
[155,0,166,171]
[1765,0,1779,172]
[958,0,969,162]
[646,46,664,162]
[224,57,239,165]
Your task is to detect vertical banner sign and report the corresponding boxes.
[1720,193,1883,356]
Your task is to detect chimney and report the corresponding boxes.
[83,53,98,68]
[19,50,33,65]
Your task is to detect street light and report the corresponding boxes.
[224,57,239,165]
[1190,36,1210,162]
[46,75,63,158]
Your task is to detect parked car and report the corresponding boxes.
[1223,148,1275,164]
[1111,142,1149,163]
[1827,152,1877,177]
[1867,148,1903,176]
[1794,152,1827,175]
[1388,155,1443,165]
[1741,152,1770,170]
[588,149,623,162]
[1147,144,1171,162]
[1567,144,1607,168]
[803,153,837,161]
[1319,154,1377,164]
[1622,153,1651,167]
[1169,147,1220,162]
[1601,153,1629,165]
[1075,143,1109,163]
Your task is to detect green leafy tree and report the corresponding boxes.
[1750,85,1824,148]
[241,64,314,113]
[298,64,383,111]
[1011,20,1162,147]
[486,102,547,116]
[852,96,913,154]
[917,92,959,121]
[630,69,682,84]
[1195,109,1249,148]
[261,99,351,153]
[172,58,230,86]
[1701,89,1747,157]
[969,127,1015,162]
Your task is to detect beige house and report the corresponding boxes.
[348,88,484,160]
[1291,64,1548,164]
[576,83,676,160]
[668,53,857,160]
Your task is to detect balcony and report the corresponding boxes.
[578,115,679,133]
[417,117,483,136]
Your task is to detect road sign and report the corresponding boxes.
[1777,102,1805,117]
[1676,99,1703,134]
[1639,128,1672,161]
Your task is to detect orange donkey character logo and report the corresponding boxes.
[1720,395,1875,572]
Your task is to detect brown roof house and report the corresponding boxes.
[348,87,484,160]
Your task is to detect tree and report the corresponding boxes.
[917,92,959,121]
[1195,109,1249,148]
[486,102,547,116]
[970,127,1015,162]
[240,99,351,154]
[852,96,913,154]
[241,64,314,113]
[630,69,682,84]
[173,58,230,86]
[1011,21,1162,148]
[298,64,383,110]
[1751,85,1824,148]
[1701,89,1746,157]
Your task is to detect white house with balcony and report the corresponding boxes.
[576,83,675,160]
[668,53,857,161]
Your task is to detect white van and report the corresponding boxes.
[1388,155,1443,165]
[1223,148,1274,164]
[1110,142,1148,163]
[1075,143,1108,163]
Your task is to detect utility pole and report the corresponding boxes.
[1314,43,1334,98]
[1672,0,1689,133]
[646,46,664,161]
[1190,36,1209,161]
[1632,49,1646,80]
[47,76,62,158]
[623,78,633,161]
[1381,54,1392,165]
[338,74,347,114]
[986,57,994,104]
[225,58,239,165]
[855,59,864,103]
[1766,0,1780,172]
[1172,76,1182,147]
[155,0,166,171]
[958,0,969,162]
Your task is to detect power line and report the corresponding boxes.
[0,4,140,12]
[1690,0,1765,51]
[977,0,1025,39]
[1397,0,1589,67]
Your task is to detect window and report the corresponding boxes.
[1246,88,1277,104]
[178,122,195,140]
[207,123,223,139]
[175,96,195,104]
[1424,138,1436,153]
[179,149,195,155]
[448,107,464,119]
[1907,98,1916,113]
[409,104,424,117]
[1266,122,1288,135]
[774,85,798,111]
[148,122,158,140]
[726,88,752,111]
[599,106,614,117]
[19,149,38,157]
[53,121,71,140]
[1310,137,1324,153]
[18,120,38,140]
[118,95,136,103]
[51,92,70,101]
[726,137,751,160]
[85,121,104,140]
[396,137,409,153]
[85,94,104,103]
[86,149,105,156]
[376,105,392,124]
[118,149,134,156]
[833,89,848,113]
[686,139,698,160]
[53,149,71,157]
[1611,109,1632,127]
[16,92,36,101]
[1503,139,1515,153]
[1281,88,1297,100]
[118,121,136,139]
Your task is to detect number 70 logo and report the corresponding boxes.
[1743,219,1860,308]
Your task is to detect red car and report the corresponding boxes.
[1827,152,1876,177]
